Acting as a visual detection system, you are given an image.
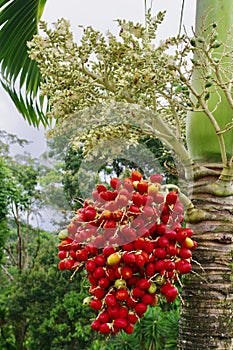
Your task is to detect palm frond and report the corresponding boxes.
[0,0,49,127]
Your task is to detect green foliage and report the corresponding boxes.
[0,0,48,126]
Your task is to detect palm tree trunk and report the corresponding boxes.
[178,165,233,349]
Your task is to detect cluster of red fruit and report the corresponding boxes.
[57,170,197,335]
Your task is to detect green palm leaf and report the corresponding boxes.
[0,0,49,127]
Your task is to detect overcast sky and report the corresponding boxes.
[0,0,196,157]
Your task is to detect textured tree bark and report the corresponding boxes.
[178,166,233,349]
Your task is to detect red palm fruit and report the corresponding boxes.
[128,312,138,324]
[160,214,170,224]
[70,240,80,251]
[176,229,188,242]
[144,241,155,254]
[114,268,121,279]
[148,183,161,197]
[142,206,154,219]
[91,320,101,331]
[125,323,134,334]
[127,275,139,287]
[84,207,97,221]
[131,170,143,181]
[113,318,128,329]
[131,217,145,228]
[99,323,111,334]
[141,293,154,305]
[121,266,133,280]
[93,235,105,248]
[68,251,77,260]
[116,289,129,301]
[136,278,151,290]
[116,194,129,208]
[103,246,115,256]
[126,296,137,308]
[93,267,105,279]
[165,230,177,241]
[173,201,184,214]
[110,177,121,189]
[150,173,163,183]
[105,268,115,281]
[58,260,66,270]
[190,240,198,251]
[104,228,115,241]
[141,250,149,263]
[59,238,73,251]
[105,294,117,307]
[92,190,99,200]
[153,192,164,204]
[148,254,155,263]
[123,179,134,192]
[112,209,124,221]
[132,192,144,206]
[166,191,178,205]
[135,253,146,267]
[105,201,118,213]
[85,260,96,272]
[127,205,140,218]
[119,306,129,318]
[93,287,106,299]
[98,312,110,324]
[88,274,98,285]
[85,243,98,255]
[58,250,67,260]
[166,244,178,257]
[154,260,166,272]
[134,237,145,250]
[121,226,137,242]
[122,242,134,251]
[157,236,169,248]
[76,249,88,261]
[142,194,154,206]
[98,277,110,289]
[96,184,108,193]
[135,303,147,315]
[89,299,102,310]
[123,252,136,264]
[171,221,182,231]
[107,305,120,319]
[148,221,157,234]
[160,281,172,294]
[67,222,78,235]
[107,190,118,201]
[103,219,117,229]
[89,285,97,295]
[179,247,192,259]
[137,227,150,238]
[94,255,106,267]
[156,224,167,235]
[165,260,176,271]
[161,284,178,303]
[137,180,148,194]
[176,259,192,274]
[154,247,167,259]
[118,188,131,198]
[132,287,145,299]
[145,262,156,277]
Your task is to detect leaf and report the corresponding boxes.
[0,0,49,126]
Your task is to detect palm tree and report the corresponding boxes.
[178,1,233,348]
[0,1,232,349]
